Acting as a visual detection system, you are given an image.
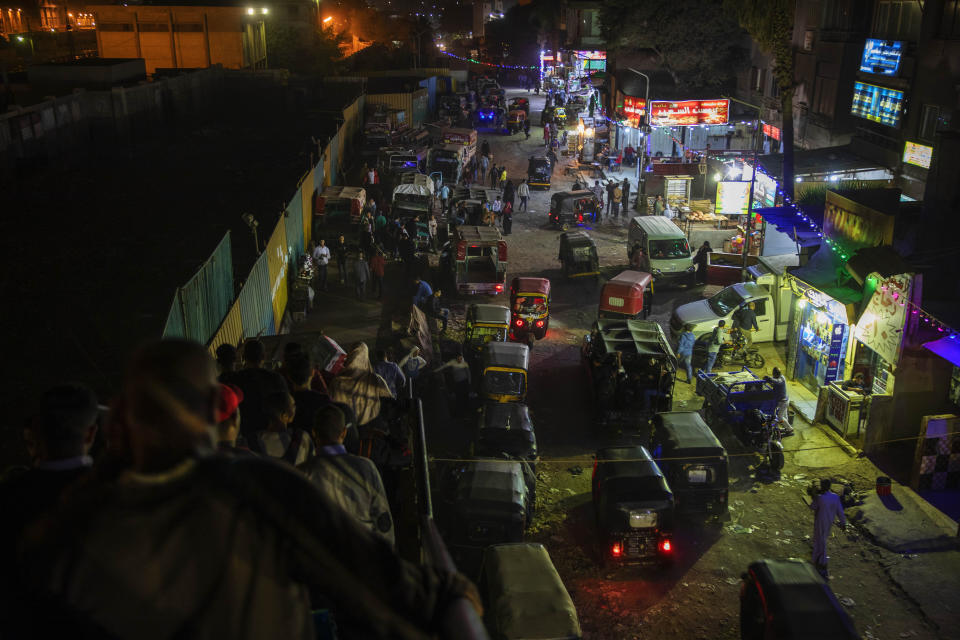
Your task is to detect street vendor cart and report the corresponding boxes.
[695,367,778,430]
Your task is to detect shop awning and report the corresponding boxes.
[923,335,960,367]
[844,246,914,286]
[758,145,884,179]
[788,245,864,308]
[754,206,824,248]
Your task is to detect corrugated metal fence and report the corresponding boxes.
[161,232,234,345]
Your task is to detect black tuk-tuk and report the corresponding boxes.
[474,402,539,467]
[444,459,536,551]
[479,543,582,640]
[527,156,552,190]
[740,559,860,640]
[591,446,675,565]
[463,304,511,360]
[650,411,729,516]
[558,231,600,278]
[549,191,600,230]
[481,342,530,403]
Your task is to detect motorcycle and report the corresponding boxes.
[741,409,789,473]
[717,328,764,369]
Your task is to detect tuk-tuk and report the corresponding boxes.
[740,559,860,640]
[549,190,600,230]
[598,270,654,320]
[509,277,550,343]
[314,185,366,226]
[558,231,599,278]
[475,107,507,134]
[479,543,582,640]
[507,110,526,134]
[553,107,568,127]
[527,156,552,190]
[480,342,530,403]
[650,411,729,516]
[508,97,530,114]
[463,304,511,359]
[591,446,675,565]
[474,402,539,467]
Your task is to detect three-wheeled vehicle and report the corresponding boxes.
[507,109,527,134]
[559,231,600,279]
[598,270,654,320]
[314,185,366,228]
[474,402,539,468]
[592,446,675,566]
[527,156,552,190]
[740,559,861,640]
[463,304,511,360]
[479,543,582,640]
[650,411,729,516]
[582,319,677,431]
[480,342,530,403]
[475,107,508,133]
[509,277,550,344]
[508,97,530,114]
[549,190,600,230]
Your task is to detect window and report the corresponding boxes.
[98,22,134,31]
[751,299,767,317]
[872,0,921,40]
[919,105,939,141]
[803,29,815,50]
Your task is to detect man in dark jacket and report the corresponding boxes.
[621,178,631,216]
[733,301,760,346]
[231,338,289,451]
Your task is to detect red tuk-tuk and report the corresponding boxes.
[509,277,551,343]
[598,270,653,320]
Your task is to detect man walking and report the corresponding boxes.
[705,320,726,374]
[733,302,759,346]
[369,250,386,299]
[353,250,370,300]
[766,367,794,435]
[809,479,847,579]
[517,179,530,212]
[523,117,530,139]
[335,234,348,285]
[612,182,623,219]
[606,180,617,218]
[621,178,631,217]
[676,324,696,383]
[312,238,330,291]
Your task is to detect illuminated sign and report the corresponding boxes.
[650,99,729,126]
[851,82,904,128]
[762,123,781,141]
[860,39,903,76]
[903,141,933,169]
[622,96,646,127]
[715,181,751,216]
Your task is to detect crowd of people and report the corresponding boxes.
[0,337,479,638]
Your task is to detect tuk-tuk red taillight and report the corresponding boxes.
[660,539,673,553]
[515,318,525,327]
[611,542,622,557]
[535,320,545,328]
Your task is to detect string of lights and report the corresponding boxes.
[440,50,536,70]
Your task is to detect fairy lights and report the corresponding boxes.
[440,50,536,70]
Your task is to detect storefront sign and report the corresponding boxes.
[574,50,606,75]
[851,82,904,128]
[825,324,846,382]
[622,96,646,127]
[787,276,849,323]
[715,181,751,215]
[762,123,781,141]
[860,39,903,76]
[903,141,933,169]
[855,273,913,366]
[650,99,730,126]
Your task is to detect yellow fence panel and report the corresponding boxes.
[207,298,244,356]
[301,167,314,248]
[266,216,289,331]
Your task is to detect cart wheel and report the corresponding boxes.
[745,351,765,369]
[769,441,785,471]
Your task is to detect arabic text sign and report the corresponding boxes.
[622,96,646,127]
[650,99,729,126]
[860,39,903,76]
[903,141,933,169]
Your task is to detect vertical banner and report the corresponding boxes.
[302,168,315,249]
[265,216,289,331]
[825,324,846,383]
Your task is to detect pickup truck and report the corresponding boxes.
[440,226,507,296]
[669,282,775,343]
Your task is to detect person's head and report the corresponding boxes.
[594,180,600,186]
[286,352,313,389]
[684,324,694,333]
[215,384,243,445]
[702,241,711,249]
[264,391,295,428]
[312,405,347,446]
[853,372,865,383]
[718,320,726,328]
[434,289,442,298]
[338,234,345,243]
[455,353,464,363]
[319,238,325,247]
[819,478,832,493]
[24,383,99,464]
[215,343,237,373]
[414,276,421,285]
[772,366,782,379]
[242,338,265,368]
[375,348,389,363]
[122,339,221,471]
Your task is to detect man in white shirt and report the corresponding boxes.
[312,239,331,291]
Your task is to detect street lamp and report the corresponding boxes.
[627,68,650,213]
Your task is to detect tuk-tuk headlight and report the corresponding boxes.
[687,265,696,272]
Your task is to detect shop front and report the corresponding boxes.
[785,276,853,395]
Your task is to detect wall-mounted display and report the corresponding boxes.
[902,141,933,169]
[860,39,903,76]
[851,82,904,128]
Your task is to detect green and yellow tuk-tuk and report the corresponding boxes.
[507,109,527,134]
[480,342,530,403]
[463,304,511,359]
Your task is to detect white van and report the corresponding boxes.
[627,216,696,285]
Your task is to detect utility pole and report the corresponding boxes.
[627,68,650,213]
[724,95,762,280]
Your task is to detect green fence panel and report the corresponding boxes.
[179,232,234,344]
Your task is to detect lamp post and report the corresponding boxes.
[723,95,762,279]
[627,68,650,213]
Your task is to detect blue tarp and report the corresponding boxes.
[755,205,824,248]
[924,335,960,367]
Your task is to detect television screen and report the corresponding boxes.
[903,141,933,169]
[851,82,904,128]
[860,39,903,76]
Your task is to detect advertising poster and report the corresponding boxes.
[825,324,847,383]
[860,39,903,76]
[715,181,751,215]
[650,99,729,126]
[622,96,646,127]
[903,141,933,169]
[855,273,913,366]
[851,82,904,128]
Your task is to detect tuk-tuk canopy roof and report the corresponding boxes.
[483,543,582,640]
[747,559,860,640]
[528,156,550,169]
[481,402,533,432]
[483,341,530,371]
[511,277,550,297]
[457,460,527,510]
[470,304,511,326]
[393,182,433,198]
[653,411,725,457]
[395,172,434,195]
[593,319,678,361]
[560,231,596,249]
[609,269,653,290]
[320,185,366,203]
[596,446,665,483]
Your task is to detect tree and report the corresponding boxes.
[265,24,345,75]
[725,0,795,198]
[599,0,747,93]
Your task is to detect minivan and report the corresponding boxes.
[627,216,695,285]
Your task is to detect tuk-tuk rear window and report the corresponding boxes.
[467,246,494,258]
[683,464,717,484]
[468,327,505,344]
[484,370,525,396]
[514,297,546,313]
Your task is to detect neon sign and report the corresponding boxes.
[649,99,729,126]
